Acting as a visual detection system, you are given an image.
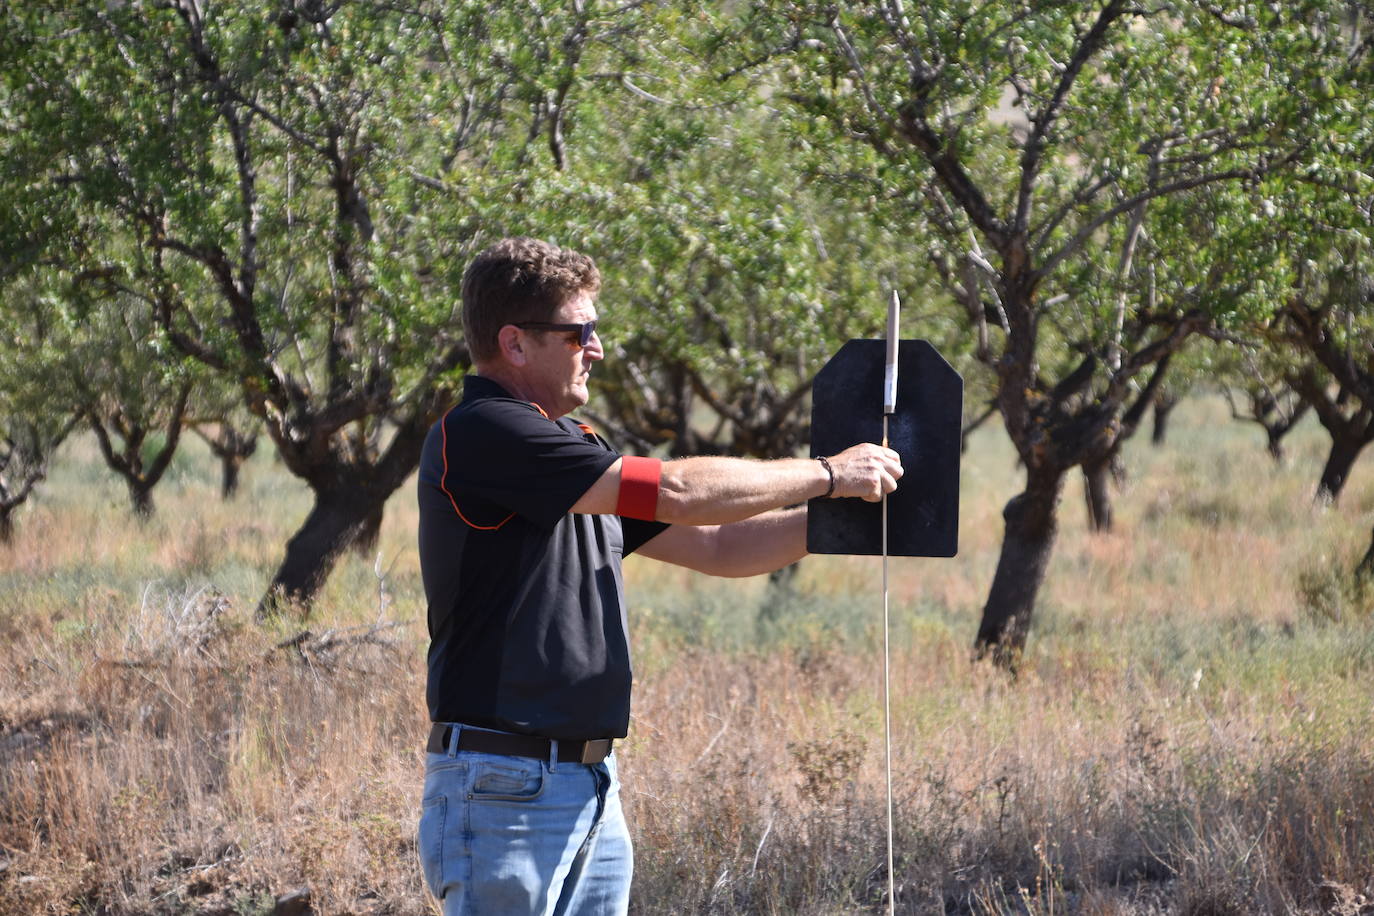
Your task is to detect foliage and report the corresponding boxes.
[0,0,663,606]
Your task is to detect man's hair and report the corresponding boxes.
[461,237,601,363]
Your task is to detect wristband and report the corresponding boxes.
[816,456,835,499]
[616,456,662,521]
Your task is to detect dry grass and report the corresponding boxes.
[2,396,1373,914]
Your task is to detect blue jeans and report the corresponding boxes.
[418,725,632,915]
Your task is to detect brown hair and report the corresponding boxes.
[461,237,601,363]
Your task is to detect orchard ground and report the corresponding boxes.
[1,395,1372,914]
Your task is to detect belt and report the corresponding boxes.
[426,723,614,765]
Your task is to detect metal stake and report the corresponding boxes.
[881,290,899,916]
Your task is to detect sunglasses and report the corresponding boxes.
[515,319,599,348]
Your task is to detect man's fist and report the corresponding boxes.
[826,443,903,502]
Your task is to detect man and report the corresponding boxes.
[416,237,901,915]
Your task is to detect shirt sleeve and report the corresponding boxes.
[444,400,618,530]
[621,518,671,555]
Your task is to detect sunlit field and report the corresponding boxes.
[2,396,1372,914]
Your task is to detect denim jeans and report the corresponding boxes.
[418,724,632,915]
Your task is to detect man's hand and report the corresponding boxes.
[826,443,903,502]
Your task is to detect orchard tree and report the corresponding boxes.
[0,416,76,544]
[0,282,80,542]
[69,288,197,519]
[1065,161,1302,533]
[1248,5,1374,504]
[0,268,196,519]
[1281,250,1374,505]
[192,416,260,501]
[1218,347,1312,464]
[717,0,1366,664]
[0,317,78,544]
[1,0,658,613]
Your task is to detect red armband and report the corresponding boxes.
[616,456,662,521]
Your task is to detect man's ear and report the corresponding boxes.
[496,325,528,367]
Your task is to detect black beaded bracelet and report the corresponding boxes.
[816,455,835,498]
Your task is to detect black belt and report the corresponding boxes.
[426,723,614,765]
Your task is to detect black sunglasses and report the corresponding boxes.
[515,319,599,347]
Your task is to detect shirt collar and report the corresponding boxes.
[461,374,515,403]
[462,374,552,419]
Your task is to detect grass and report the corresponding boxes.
[1,395,1373,914]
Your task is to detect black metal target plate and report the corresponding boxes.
[807,339,962,557]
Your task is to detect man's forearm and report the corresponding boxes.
[636,506,809,577]
[655,456,827,526]
[707,506,809,577]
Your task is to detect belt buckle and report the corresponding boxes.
[579,738,611,764]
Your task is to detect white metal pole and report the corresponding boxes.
[881,289,899,916]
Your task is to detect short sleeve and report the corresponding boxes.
[621,518,670,555]
[442,400,618,529]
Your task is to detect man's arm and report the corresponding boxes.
[632,506,808,577]
[570,443,901,525]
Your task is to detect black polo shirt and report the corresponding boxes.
[417,375,668,740]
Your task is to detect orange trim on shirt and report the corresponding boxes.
[440,409,514,531]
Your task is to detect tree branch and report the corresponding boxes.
[1014,1,1130,236]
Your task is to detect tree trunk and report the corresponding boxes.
[1151,395,1178,446]
[1265,430,1286,463]
[0,508,14,545]
[350,503,385,557]
[255,409,434,619]
[220,454,244,500]
[195,423,258,500]
[259,487,389,619]
[1356,524,1374,584]
[1082,458,1114,533]
[129,483,155,519]
[1316,433,1366,505]
[1260,400,1308,463]
[974,468,1066,670]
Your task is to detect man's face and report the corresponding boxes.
[521,291,603,418]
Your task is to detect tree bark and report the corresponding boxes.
[350,502,385,558]
[1082,457,1114,532]
[1151,394,1178,446]
[974,468,1066,670]
[0,508,14,546]
[200,425,257,500]
[258,487,388,619]
[1356,524,1374,584]
[220,454,244,500]
[256,412,434,619]
[1317,433,1366,505]
[129,483,155,519]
